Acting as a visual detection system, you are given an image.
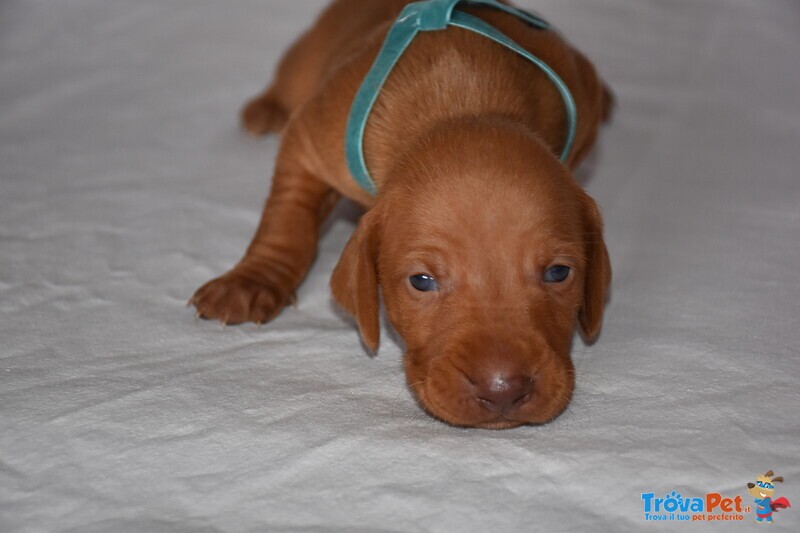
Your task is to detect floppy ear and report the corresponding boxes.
[579,192,611,341]
[330,208,382,352]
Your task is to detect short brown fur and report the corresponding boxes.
[191,0,613,428]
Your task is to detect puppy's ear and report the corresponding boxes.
[579,192,611,341]
[330,208,382,352]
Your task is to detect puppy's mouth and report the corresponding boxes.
[413,378,561,429]
[472,417,529,430]
[404,342,574,428]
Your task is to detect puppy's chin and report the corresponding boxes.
[404,346,575,429]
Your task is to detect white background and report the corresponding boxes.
[1,1,798,531]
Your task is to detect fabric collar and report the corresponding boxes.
[345,0,578,196]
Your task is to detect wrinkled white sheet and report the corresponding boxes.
[2,1,799,531]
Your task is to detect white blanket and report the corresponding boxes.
[2,1,798,531]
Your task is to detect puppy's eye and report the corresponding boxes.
[543,265,571,283]
[409,273,438,292]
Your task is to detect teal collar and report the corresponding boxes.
[345,0,578,196]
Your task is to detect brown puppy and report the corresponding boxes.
[191,0,612,429]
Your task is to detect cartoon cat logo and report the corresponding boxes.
[747,470,791,523]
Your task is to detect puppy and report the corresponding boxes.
[191,0,612,429]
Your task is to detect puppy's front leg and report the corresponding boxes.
[191,135,339,325]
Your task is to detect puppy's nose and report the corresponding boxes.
[471,373,534,414]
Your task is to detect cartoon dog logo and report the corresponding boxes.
[747,470,791,523]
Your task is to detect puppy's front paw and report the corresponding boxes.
[190,271,292,325]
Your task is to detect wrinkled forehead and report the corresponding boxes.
[382,175,585,263]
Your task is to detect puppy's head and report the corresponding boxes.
[331,120,610,428]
